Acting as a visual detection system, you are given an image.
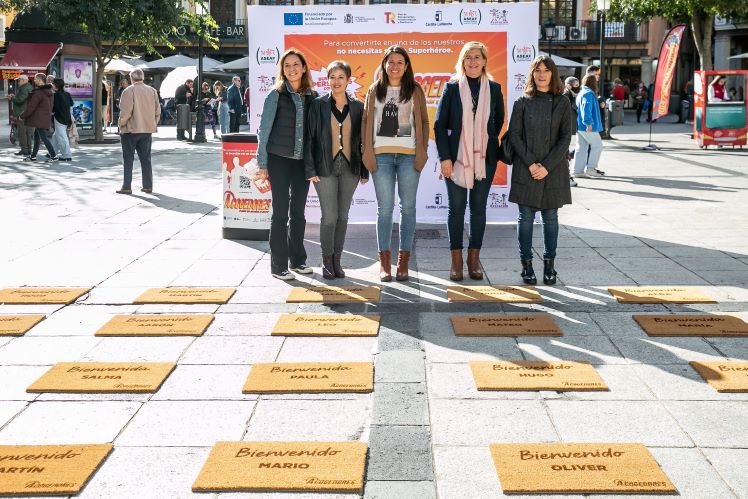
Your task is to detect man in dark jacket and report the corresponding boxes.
[227,76,243,133]
[174,79,194,140]
[20,73,57,161]
[8,75,34,156]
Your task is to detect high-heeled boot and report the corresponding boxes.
[449,249,463,281]
[332,253,345,278]
[543,258,557,285]
[467,248,483,280]
[321,255,335,280]
[395,251,410,281]
[521,260,537,285]
[379,251,392,282]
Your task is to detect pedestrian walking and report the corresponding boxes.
[256,49,317,280]
[305,60,368,279]
[563,76,579,186]
[507,55,572,286]
[8,75,34,157]
[632,82,648,123]
[20,73,58,162]
[214,81,229,135]
[362,45,429,282]
[227,76,243,133]
[434,41,505,281]
[51,78,74,161]
[573,75,605,179]
[174,79,194,140]
[200,81,218,139]
[116,68,161,195]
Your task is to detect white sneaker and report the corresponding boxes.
[584,168,603,177]
[272,270,295,281]
[569,177,578,187]
[290,264,313,275]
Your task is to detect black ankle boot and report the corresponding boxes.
[543,258,557,285]
[322,255,336,280]
[520,260,537,285]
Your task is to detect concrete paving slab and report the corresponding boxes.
[206,313,281,336]
[367,426,433,481]
[179,336,283,365]
[426,363,538,401]
[151,365,258,401]
[80,336,195,362]
[372,383,429,426]
[0,337,101,365]
[0,401,27,428]
[664,401,748,448]
[610,336,726,364]
[375,350,425,383]
[275,337,377,362]
[701,448,748,498]
[0,366,47,401]
[633,364,748,401]
[363,481,436,499]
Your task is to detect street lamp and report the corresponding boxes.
[544,18,557,58]
[192,3,207,143]
[597,0,609,99]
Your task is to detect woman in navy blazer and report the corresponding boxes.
[434,41,505,281]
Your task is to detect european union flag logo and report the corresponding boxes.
[284,13,303,26]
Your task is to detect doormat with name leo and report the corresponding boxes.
[490,443,676,494]
[447,286,542,303]
[242,362,373,393]
[634,315,748,337]
[690,361,748,393]
[608,287,716,304]
[271,314,380,337]
[286,286,381,303]
[96,314,215,336]
[192,441,367,493]
[26,362,177,393]
[0,444,113,495]
[452,314,562,336]
[470,361,608,391]
[0,287,90,304]
[133,288,236,304]
[0,314,45,336]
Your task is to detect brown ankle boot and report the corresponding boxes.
[379,251,392,282]
[332,253,345,278]
[321,255,335,280]
[467,248,483,280]
[450,249,464,281]
[396,250,410,281]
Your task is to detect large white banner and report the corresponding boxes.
[248,3,539,223]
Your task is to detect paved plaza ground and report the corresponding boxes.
[0,112,747,499]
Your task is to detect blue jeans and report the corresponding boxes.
[517,205,559,261]
[372,153,420,252]
[445,160,497,250]
[218,103,230,134]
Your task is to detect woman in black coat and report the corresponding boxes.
[507,55,572,285]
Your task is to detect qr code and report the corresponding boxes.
[239,176,252,189]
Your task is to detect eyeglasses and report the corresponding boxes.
[464,56,484,63]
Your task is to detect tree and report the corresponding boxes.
[0,0,216,141]
[607,0,748,70]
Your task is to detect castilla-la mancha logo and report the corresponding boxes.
[256,47,279,65]
[460,9,481,25]
[512,45,536,63]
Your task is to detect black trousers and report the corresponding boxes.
[32,128,56,158]
[229,111,240,133]
[121,133,153,190]
[267,153,310,272]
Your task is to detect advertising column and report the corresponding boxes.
[63,58,95,137]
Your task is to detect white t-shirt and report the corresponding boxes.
[373,86,416,154]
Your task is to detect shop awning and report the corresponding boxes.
[0,42,62,71]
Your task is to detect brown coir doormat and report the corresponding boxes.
[608,287,716,304]
[447,286,542,303]
[452,314,562,336]
[634,315,748,337]
[242,362,373,393]
[470,361,608,391]
[133,288,235,304]
[192,441,367,493]
[0,315,45,336]
[690,361,748,393]
[490,443,676,494]
[0,444,113,495]
[271,314,380,337]
[0,288,90,304]
[95,314,214,336]
[286,286,380,303]
[26,362,177,393]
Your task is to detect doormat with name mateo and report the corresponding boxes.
[0,288,90,304]
[0,444,113,495]
[95,314,215,336]
[192,441,367,493]
[286,286,381,303]
[490,443,676,494]
[133,288,236,304]
[271,314,380,337]
[26,363,177,393]
[447,286,542,303]
[0,314,45,336]
[608,286,716,304]
[633,315,748,337]
[470,361,608,391]
[690,361,748,393]
[451,314,562,336]
[242,362,373,393]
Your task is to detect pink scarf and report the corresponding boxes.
[452,75,490,189]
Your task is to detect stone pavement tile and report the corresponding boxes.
[705,338,748,361]
[633,364,748,401]
[380,312,421,333]
[275,337,377,362]
[624,269,710,285]
[377,326,423,352]
[656,245,734,259]
[36,392,151,402]
[610,337,726,364]
[202,239,267,260]
[423,335,520,364]
[80,336,195,362]
[607,257,687,271]
[217,492,357,499]
[375,351,425,382]
[100,268,189,288]
[296,303,369,314]
[580,236,649,248]
[136,304,220,314]
[430,399,557,446]
[206,313,281,336]
[179,336,284,365]
[372,383,428,426]
[83,286,150,304]
[25,304,140,337]
[151,365,258,401]
[367,426,433,481]
[0,401,27,427]
[426,363,537,401]
[0,401,140,444]
[543,311,606,336]
[380,282,424,304]
[0,304,65,315]
[555,364,656,401]
[594,246,667,258]
[0,337,100,365]
[244,399,370,441]
[677,257,748,272]
[517,336,627,365]
[702,449,748,498]
[116,401,253,446]
[664,401,748,448]
[364,481,436,499]
[545,400,692,447]
[0,366,47,401]
[590,311,651,338]
[230,286,300,304]
[698,270,748,287]
[218,304,299,314]
[171,260,251,287]
[78,446,213,499]
[240,264,317,288]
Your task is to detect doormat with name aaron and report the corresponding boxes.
[0,314,45,336]
[242,362,373,393]
[490,443,676,494]
[286,286,381,303]
[470,361,608,391]
[447,286,542,303]
[133,288,236,304]
[690,361,748,392]
[633,315,748,337]
[271,314,380,337]
[0,444,113,495]
[608,286,716,304]
[0,287,90,304]
[26,363,177,393]
[96,314,215,336]
[452,314,562,336]
[192,441,367,493]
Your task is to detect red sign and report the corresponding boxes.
[652,25,686,120]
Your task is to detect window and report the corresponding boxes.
[540,0,574,26]
[314,0,350,4]
[258,0,294,4]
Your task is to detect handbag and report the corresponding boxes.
[498,97,524,164]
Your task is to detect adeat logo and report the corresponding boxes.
[512,45,536,63]
[284,13,303,26]
[459,9,481,25]
[256,47,279,65]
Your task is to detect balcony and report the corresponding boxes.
[539,20,648,44]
